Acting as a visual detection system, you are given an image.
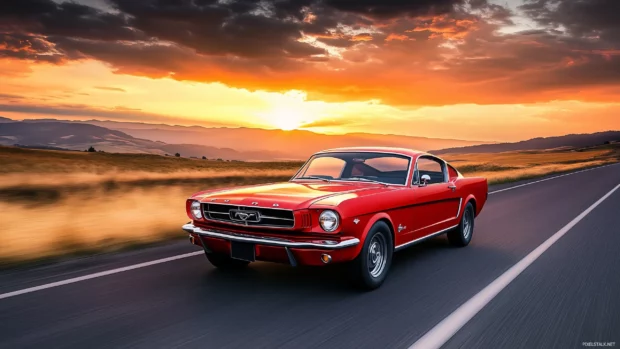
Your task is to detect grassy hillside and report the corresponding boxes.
[0,145,302,174]
[0,144,618,266]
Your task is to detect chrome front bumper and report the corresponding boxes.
[182,223,360,249]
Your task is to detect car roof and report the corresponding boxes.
[316,146,427,158]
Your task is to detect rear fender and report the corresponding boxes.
[463,194,479,217]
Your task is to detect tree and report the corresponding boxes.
[202,156,207,160]
[87,146,96,152]
[175,153,181,157]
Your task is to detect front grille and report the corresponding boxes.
[203,203,295,229]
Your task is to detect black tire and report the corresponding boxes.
[205,252,251,269]
[447,202,475,247]
[349,221,394,290]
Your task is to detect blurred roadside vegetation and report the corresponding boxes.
[0,144,618,266]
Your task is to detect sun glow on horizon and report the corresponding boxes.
[261,106,307,130]
[254,90,316,131]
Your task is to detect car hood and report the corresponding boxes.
[191,181,398,210]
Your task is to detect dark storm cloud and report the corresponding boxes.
[106,0,325,59]
[0,0,464,64]
[520,0,620,44]
[323,0,462,19]
[0,0,140,41]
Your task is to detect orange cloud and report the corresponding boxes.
[408,15,478,40]
[351,33,373,42]
[385,33,409,42]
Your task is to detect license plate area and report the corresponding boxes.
[230,241,256,262]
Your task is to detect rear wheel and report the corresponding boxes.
[205,252,250,269]
[447,202,475,247]
[349,221,393,290]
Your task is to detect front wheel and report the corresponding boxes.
[447,202,475,247]
[349,221,393,290]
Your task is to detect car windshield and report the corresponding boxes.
[294,152,411,185]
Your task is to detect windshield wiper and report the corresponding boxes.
[347,177,388,186]
[296,176,330,182]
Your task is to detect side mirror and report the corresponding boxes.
[419,174,431,186]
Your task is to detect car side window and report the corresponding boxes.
[447,165,459,181]
[414,157,447,185]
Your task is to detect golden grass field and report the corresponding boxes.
[1,144,618,265]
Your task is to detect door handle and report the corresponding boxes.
[448,184,457,191]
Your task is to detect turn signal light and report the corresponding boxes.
[321,254,332,264]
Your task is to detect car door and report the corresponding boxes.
[407,156,461,240]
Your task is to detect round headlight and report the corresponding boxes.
[190,200,203,220]
[319,210,339,232]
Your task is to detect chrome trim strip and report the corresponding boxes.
[205,202,293,212]
[290,151,413,187]
[202,217,295,229]
[394,224,459,251]
[183,224,360,249]
[455,198,463,219]
[257,215,295,221]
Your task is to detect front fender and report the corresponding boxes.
[349,212,395,258]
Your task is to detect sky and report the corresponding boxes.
[0,0,619,142]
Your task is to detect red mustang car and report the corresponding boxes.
[184,147,488,289]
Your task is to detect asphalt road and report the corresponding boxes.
[1,164,619,349]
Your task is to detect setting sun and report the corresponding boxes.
[266,107,307,130]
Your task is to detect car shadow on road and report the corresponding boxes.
[194,235,456,295]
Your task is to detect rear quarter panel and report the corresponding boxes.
[456,177,488,216]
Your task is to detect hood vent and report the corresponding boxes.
[300,211,312,229]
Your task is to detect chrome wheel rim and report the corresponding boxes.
[463,209,473,240]
[368,233,387,278]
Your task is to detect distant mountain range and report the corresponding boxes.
[432,131,620,154]
[0,122,289,160]
[0,117,489,160]
[1,116,618,160]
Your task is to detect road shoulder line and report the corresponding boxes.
[0,251,204,300]
[408,183,620,349]
[488,163,618,195]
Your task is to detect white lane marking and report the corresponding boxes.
[409,183,620,349]
[488,163,619,195]
[0,251,204,300]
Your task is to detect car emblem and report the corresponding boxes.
[398,224,406,232]
[353,218,360,224]
[273,203,279,207]
[229,209,261,223]
[251,202,258,206]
